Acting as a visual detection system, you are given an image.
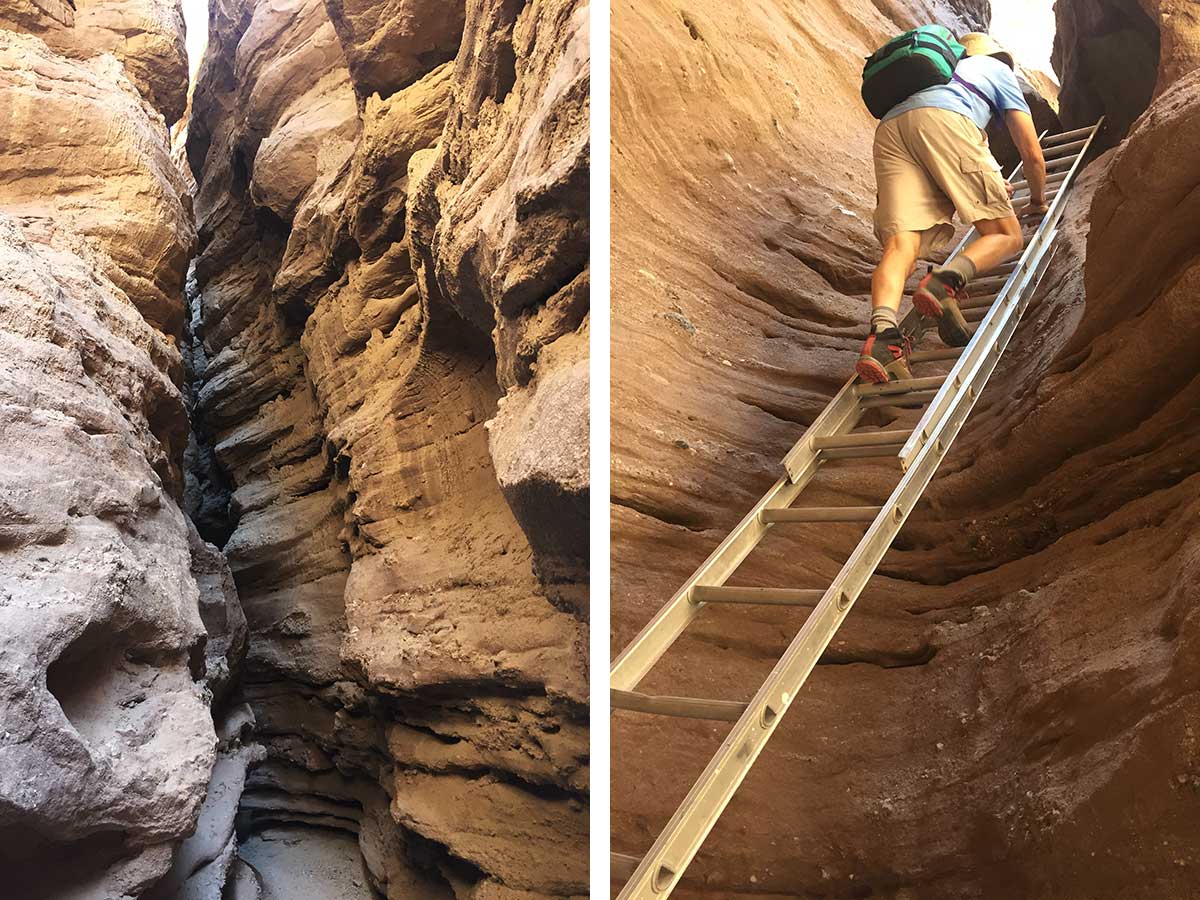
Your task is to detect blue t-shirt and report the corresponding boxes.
[881,54,1031,129]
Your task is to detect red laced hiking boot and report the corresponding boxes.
[856,326,913,384]
[913,269,971,347]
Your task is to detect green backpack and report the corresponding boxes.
[861,25,967,119]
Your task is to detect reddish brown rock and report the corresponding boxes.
[611,1,1200,898]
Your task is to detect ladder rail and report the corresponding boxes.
[898,117,1104,470]
[616,234,1062,900]
[610,379,862,690]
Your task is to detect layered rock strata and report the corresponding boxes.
[186,0,589,896]
[611,1,1200,897]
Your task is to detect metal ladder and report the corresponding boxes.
[610,119,1104,898]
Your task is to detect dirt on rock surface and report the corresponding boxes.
[610,1,1200,898]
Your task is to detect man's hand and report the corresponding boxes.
[1004,180,1015,198]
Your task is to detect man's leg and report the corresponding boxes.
[870,231,922,322]
[857,231,921,384]
[913,214,1024,347]
[962,214,1024,274]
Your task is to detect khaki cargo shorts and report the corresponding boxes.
[873,106,1015,257]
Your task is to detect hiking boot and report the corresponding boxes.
[913,269,971,347]
[856,326,913,384]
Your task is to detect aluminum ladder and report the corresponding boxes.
[610,119,1104,898]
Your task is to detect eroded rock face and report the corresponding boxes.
[0,0,189,124]
[1054,0,1200,148]
[324,0,467,100]
[0,218,212,900]
[186,0,589,894]
[0,5,250,897]
[0,29,195,335]
[611,1,1200,898]
[411,0,590,616]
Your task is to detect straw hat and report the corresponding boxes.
[960,32,1016,69]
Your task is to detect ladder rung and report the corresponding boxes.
[963,306,988,323]
[692,585,825,605]
[761,506,882,523]
[1010,171,1068,191]
[1013,187,1063,203]
[857,375,945,397]
[820,444,904,459]
[1043,124,1095,145]
[811,429,911,451]
[1043,138,1088,159]
[608,118,1099,900]
[858,390,937,409]
[969,274,1008,291]
[908,347,963,363]
[960,292,999,309]
[611,689,749,722]
[1045,155,1078,172]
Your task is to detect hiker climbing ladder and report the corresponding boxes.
[610,119,1104,899]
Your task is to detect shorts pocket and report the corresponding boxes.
[960,154,1008,206]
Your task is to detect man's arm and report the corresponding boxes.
[1005,109,1047,216]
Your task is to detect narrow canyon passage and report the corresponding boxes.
[180,0,591,895]
[0,0,588,898]
[610,1,1200,897]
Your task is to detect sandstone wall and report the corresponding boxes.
[185,0,589,896]
[0,8,248,899]
[0,0,189,124]
[611,2,1200,898]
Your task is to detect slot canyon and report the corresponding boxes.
[0,0,589,897]
[611,0,1199,897]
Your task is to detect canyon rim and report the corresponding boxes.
[0,0,590,898]
[611,0,1200,898]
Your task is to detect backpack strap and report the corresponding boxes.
[952,73,1002,121]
